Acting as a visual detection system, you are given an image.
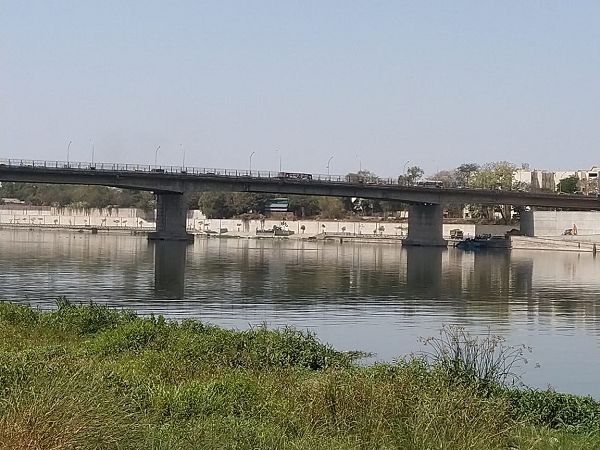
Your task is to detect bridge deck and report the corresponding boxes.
[1,158,599,209]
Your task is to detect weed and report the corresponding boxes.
[419,324,530,392]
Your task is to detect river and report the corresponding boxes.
[1,228,599,397]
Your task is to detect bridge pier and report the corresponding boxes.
[519,208,535,236]
[404,204,448,247]
[149,192,193,242]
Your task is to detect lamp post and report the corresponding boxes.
[249,151,255,172]
[154,145,160,166]
[356,153,362,172]
[180,144,185,167]
[326,155,334,176]
[67,140,72,164]
[401,160,410,185]
[403,160,410,173]
[276,149,282,172]
[90,140,95,165]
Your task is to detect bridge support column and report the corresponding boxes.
[404,204,447,247]
[149,192,193,242]
[520,208,535,236]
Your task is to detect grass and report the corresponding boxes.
[0,300,600,449]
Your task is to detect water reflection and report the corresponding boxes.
[153,241,187,299]
[405,247,443,297]
[2,229,600,396]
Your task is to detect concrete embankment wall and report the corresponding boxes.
[0,206,156,228]
[0,207,205,230]
[523,211,600,236]
[511,235,600,252]
[195,218,513,238]
[0,205,513,238]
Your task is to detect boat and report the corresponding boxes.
[455,234,510,250]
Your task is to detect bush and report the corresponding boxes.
[90,317,350,370]
[419,325,529,392]
[507,389,600,430]
[40,297,135,335]
[0,302,39,327]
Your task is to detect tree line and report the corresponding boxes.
[0,182,156,211]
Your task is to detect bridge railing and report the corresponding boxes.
[0,158,416,187]
[0,158,402,184]
[0,158,360,181]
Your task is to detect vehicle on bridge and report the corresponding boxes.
[345,173,381,184]
[416,180,444,188]
[277,171,313,180]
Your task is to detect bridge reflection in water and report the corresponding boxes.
[153,241,187,299]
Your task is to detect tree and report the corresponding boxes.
[406,166,424,183]
[287,195,321,218]
[197,192,234,218]
[469,161,514,190]
[318,197,345,219]
[467,161,516,223]
[429,170,457,188]
[346,170,379,184]
[398,166,424,185]
[196,192,272,218]
[454,163,480,187]
[557,175,579,194]
[0,182,155,210]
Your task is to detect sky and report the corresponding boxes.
[1,1,599,177]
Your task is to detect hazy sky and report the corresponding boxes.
[1,1,599,176]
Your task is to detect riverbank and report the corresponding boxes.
[1,301,599,449]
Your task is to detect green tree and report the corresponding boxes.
[0,182,155,210]
[454,163,480,187]
[287,195,321,218]
[317,197,345,219]
[346,170,379,184]
[196,192,272,218]
[467,161,516,223]
[469,162,515,190]
[197,192,234,218]
[398,166,424,185]
[557,175,579,194]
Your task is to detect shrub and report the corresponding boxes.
[40,298,135,335]
[419,325,529,392]
[507,389,600,430]
[0,302,39,327]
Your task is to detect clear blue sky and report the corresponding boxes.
[1,1,599,176]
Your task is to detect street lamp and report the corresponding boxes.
[249,151,255,172]
[326,155,334,175]
[356,153,362,172]
[154,145,160,166]
[67,140,72,164]
[180,144,185,167]
[275,149,282,172]
[403,160,410,173]
[90,140,95,165]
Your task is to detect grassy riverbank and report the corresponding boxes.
[1,301,600,449]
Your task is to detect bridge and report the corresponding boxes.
[2,158,600,245]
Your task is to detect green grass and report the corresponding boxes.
[1,300,599,449]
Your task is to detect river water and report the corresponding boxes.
[1,228,599,397]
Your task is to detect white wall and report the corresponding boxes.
[528,211,600,236]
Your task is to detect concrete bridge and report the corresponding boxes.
[2,158,600,245]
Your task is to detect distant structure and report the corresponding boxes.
[0,197,25,205]
[265,197,289,214]
[513,165,600,194]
